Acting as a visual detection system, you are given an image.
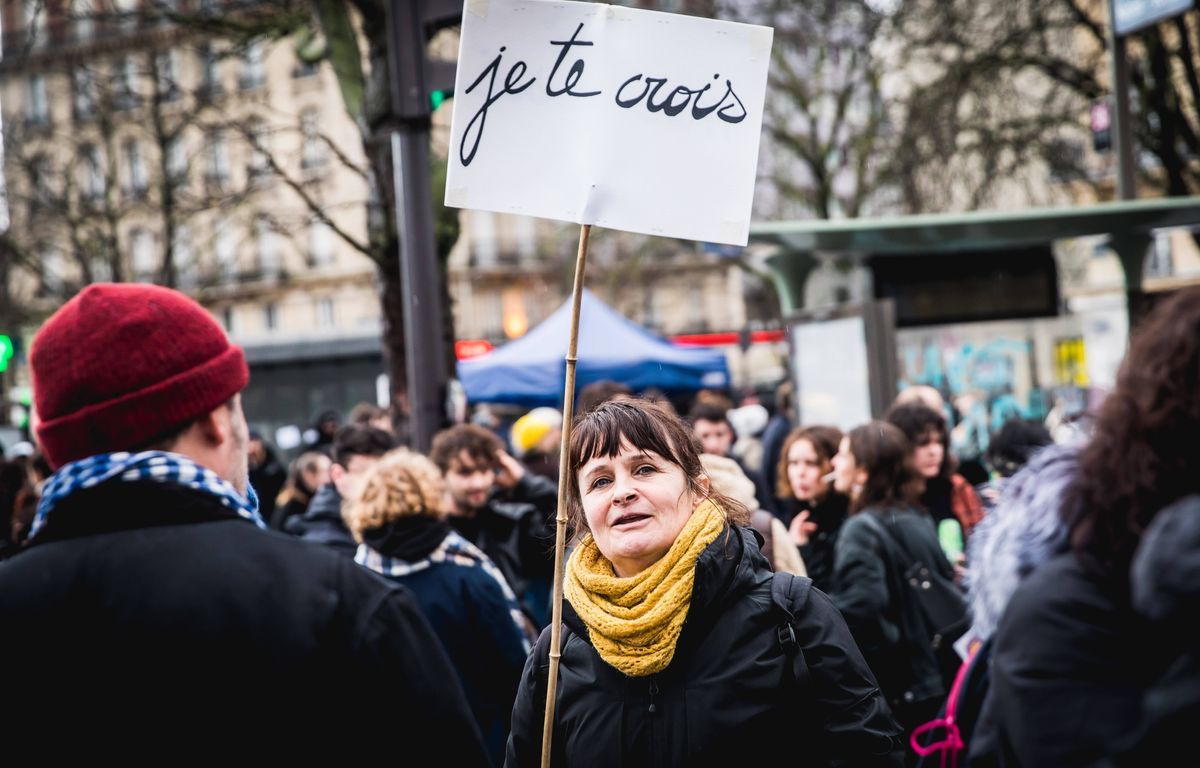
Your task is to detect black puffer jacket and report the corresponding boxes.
[505,524,902,768]
[284,481,357,556]
[831,506,954,722]
[0,480,490,759]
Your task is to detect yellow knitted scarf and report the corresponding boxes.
[564,499,726,678]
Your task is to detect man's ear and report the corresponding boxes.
[194,406,229,448]
[329,463,345,485]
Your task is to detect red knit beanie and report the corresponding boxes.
[31,283,249,470]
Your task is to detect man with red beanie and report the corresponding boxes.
[0,284,489,760]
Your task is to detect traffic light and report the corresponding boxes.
[388,0,460,121]
[0,334,13,373]
[430,88,453,112]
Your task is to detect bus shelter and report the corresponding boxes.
[748,197,1200,459]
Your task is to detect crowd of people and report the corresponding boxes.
[1,281,1197,766]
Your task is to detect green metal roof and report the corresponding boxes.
[749,196,1200,255]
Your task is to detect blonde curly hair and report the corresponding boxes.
[342,449,448,543]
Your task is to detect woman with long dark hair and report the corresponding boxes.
[829,421,958,735]
[776,424,849,591]
[972,288,1200,767]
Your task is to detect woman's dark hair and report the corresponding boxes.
[776,424,843,499]
[1068,287,1200,573]
[885,401,953,480]
[846,421,922,514]
[566,398,750,540]
[985,418,1053,479]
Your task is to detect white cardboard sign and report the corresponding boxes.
[444,0,773,246]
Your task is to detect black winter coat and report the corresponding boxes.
[284,481,357,556]
[505,524,903,768]
[0,480,490,760]
[969,552,1168,768]
[831,506,953,724]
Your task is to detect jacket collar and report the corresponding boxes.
[28,480,252,547]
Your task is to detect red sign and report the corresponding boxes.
[671,329,785,347]
[455,339,495,360]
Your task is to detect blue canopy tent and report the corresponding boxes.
[458,290,730,407]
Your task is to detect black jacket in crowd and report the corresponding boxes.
[0,479,490,760]
[505,524,903,768]
[781,491,851,593]
[831,505,955,728]
[448,472,557,628]
[284,481,357,556]
[969,551,1170,768]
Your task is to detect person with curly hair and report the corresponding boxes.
[345,449,531,768]
[971,287,1200,767]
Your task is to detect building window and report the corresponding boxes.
[131,228,156,281]
[199,45,221,97]
[26,75,49,126]
[300,109,324,169]
[155,49,179,101]
[215,219,236,281]
[256,215,279,277]
[72,68,97,120]
[91,256,112,282]
[264,302,278,331]
[309,214,334,266]
[205,130,229,188]
[316,297,334,328]
[174,225,195,288]
[23,0,45,46]
[166,135,187,184]
[122,139,147,198]
[42,247,63,294]
[247,119,269,180]
[71,0,94,38]
[240,40,266,91]
[30,154,55,213]
[117,55,140,110]
[80,145,105,202]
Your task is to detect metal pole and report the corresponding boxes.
[1107,6,1137,199]
[391,128,448,453]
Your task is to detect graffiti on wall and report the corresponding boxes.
[897,333,1087,460]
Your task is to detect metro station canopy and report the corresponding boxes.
[750,197,1200,317]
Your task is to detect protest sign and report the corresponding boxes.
[445,0,773,246]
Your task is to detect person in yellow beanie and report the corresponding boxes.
[505,397,902,767]
[509,406,563,482]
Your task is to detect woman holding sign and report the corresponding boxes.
[505,397,902,767]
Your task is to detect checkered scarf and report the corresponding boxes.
[357,529,532,654]
[29,451,265,541]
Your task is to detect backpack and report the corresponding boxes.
[859,511,971,687]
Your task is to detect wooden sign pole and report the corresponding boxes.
[540,223,592,768]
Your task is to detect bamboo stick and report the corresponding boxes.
[540,223,592,768]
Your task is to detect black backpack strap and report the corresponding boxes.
[770,571,812,692]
